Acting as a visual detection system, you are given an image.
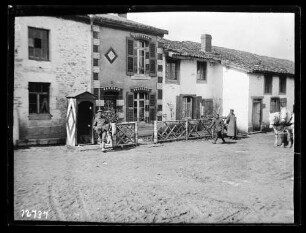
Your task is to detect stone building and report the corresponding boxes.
[14,16,92,145]
[158,35,294,133]
[13,14,168,145]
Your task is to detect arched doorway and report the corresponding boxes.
[77,101,94,144]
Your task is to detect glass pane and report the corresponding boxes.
[134,93,137,99]
[39,94,49,113]
[29,104,37,113]
[134,101,137,107]
[42,83,49,92]
[139,108,144,119]
[34,38,42,48]
[34,48,41,58]
[145,93,148,100]
[139,93,144,99]
[29,83,36,92]
[29,93,37,104]
[139,101,144,107]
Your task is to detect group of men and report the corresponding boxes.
[209,109,238,144]
[93,108,238,152]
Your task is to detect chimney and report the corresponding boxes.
[201,34,212,53]
[118,13,127,18]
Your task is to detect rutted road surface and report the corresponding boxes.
[14,132,294,223]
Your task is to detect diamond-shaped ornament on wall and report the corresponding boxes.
[105,47,118,64]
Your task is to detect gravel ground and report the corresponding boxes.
[14,132,294,224]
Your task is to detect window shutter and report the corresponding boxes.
[204,99,213,117]
[176,95,184,120]
[280,98,287,107]
[176,61,180,81]
[149,93,156,121]
[192,96,202,119]
[149,42,157,77]
[126,37,135,76]
[126,92,134,121]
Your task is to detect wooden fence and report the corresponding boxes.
[153,118,214,143]
[111,122,138,147]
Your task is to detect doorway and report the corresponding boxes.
[77,101,93,144]
[252,99,262,131]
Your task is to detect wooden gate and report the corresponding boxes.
[188,118,213,139]
[154,118,213,143]
[111,122,138,147]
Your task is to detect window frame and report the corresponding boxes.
[28,27,49,61]
[196,61,207,82]
[264,74,273,95]
[270,97,280,113]
[279,75,287,95]
[165,58,180,83]
[135,40,146,75]
[28,82,51,119]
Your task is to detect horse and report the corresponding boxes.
[268,112,287,147]
[279,107,294,148]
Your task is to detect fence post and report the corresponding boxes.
[135,122,138,146]
[154,120,158,143]
[111,123,117,147]
[186,119,189,140]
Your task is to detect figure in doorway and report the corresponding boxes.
[226,109,238,139]
[93,109,111,152]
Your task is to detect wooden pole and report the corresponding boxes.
[186,119,189,140]
[135,122,138,146]
[111,123,117,147]
[154,120,158,143]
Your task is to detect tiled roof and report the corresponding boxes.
[93,14,168,36]
[58,14,168,36]
[159,38,294,75]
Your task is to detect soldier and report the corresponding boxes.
[93,109,110,152]
[209,113,226,144]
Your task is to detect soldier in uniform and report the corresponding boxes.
[209,113,226,144]
[93,109,110,152]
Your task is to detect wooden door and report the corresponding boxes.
[252,99,262,131]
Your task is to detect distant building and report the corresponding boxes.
[158,35,294,133]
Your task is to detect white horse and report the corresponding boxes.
[279,107,294,148]
[269,112,286,147]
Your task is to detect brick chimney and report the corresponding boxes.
[118,13,127,18]
[201,34,212,53]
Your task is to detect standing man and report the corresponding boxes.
[226,109,238,139]
[209,113,226,144]
[93,109,110,152]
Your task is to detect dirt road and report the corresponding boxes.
[14,132,294,223]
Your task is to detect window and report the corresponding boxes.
[29,82,50,114]
[197,61,207,81]
[135,40,146,74]
[264,74,273,94]
[183,97,193,119]
[166,59,180,81]
[279,75,287,94]
[28,27,49,60]
[133,92,149,121]
[270,97,280,113]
